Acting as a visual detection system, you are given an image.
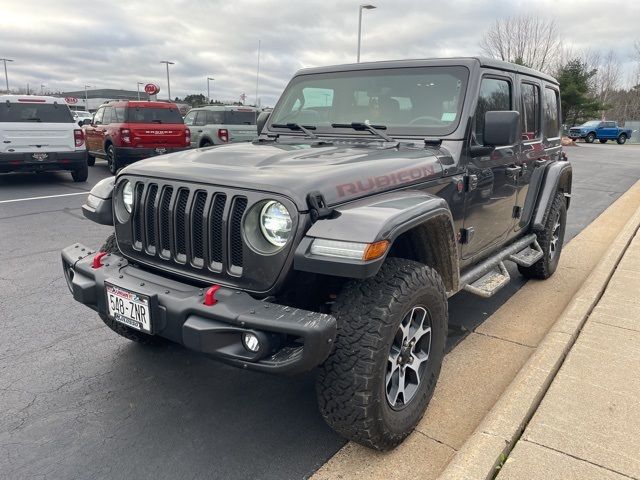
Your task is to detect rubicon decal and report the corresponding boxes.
[337,165,437,197]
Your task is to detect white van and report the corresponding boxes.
[0,95,88,182]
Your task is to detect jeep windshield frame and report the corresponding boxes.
[268,66,469,138]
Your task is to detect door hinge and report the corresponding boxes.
[465,174,478,192]
[459,227,475,244]
[512,206,522,219]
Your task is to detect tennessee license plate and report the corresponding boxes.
[106,283,151,332]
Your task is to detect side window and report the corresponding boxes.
[114,107,125,123]
[543,88,560,138]
[207,111,224,124]
[102,107,113,125]
[183,111,196,126]
[605,121,615,128]
[194,111,207,126]
[475,77,511,142]
[93,107,104,125]
[521,83,540,140]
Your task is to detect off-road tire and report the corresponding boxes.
[106,145,119,175]
[97,233,162,345]
[316,258,447,451]
[599,139,607,144]
[87,153,96,166]
[71,162,88,182]
[519,192,567,280]
[617,133,627,145]
[585,133,596,143]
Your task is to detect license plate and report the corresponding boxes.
[106,283,151,332]
[32,153,49,161]
[155,147,167,154]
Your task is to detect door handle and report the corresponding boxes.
[197,130,203,133]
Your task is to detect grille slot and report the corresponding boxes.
[229,197,247,271]
[209,194,227,267]
[191,191,207,265]
[132,183,144,246]
[145,184,158,253]
[159,186,173,256]
[174,188,189,261]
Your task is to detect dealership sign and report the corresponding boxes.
[144,83,160,95]
[64,97,78,104]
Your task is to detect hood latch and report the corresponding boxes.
[307,191,334,223]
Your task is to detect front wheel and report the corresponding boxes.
[617,134,627,145]
[106,145,119,175]
[585,133,596,143]
[316,258,447,451]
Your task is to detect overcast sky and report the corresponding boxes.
[1,0,639,105]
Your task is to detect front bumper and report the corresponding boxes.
[568,131,585,139]
[61,243,336,375]
[0,150,86,172]
[114,146,189,163]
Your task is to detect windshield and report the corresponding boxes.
[269,66,469,137]
[0,102,74,123]
[125,107,184,124]
[581,121,600,127]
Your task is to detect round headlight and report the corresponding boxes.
[259,201,292,247]
[122,180,133,213]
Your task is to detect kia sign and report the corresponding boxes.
[65,97,78,104]
[144,83,160,95]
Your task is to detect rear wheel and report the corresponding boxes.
[97,233,163,344]
[585,133,596,143]
[519,192,567,280]
[316,258,447,451]
[87,153,96,166]
[71,162,88,182]
[617,133,627,145]
[106,145,119,175]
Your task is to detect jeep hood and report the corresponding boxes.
[123,141,448,210]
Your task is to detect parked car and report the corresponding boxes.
[73,110,93,123]
[183,105,258,147]
[568,120,632,144]
[63,57,571,450]
[0,95,88,181]
[82,100,190,174]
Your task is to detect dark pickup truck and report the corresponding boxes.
[568,120,632,144]
[62,57,571,451]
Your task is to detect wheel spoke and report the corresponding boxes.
[394,368,406,405]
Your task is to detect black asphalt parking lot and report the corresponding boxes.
[2,144,640,480]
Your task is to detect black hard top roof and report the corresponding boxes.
[295,57,559,85]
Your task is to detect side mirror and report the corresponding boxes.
[483,111,519,146]
[256,111,271,134]
[81,118,92,126]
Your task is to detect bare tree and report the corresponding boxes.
[480,15,562,73]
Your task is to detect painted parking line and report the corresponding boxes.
[0,191,88,204]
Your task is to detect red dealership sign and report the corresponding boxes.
[64,97,78,104]
[144,83,160,95]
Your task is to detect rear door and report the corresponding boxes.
[85,107,104,153]
[223,109,258,142]
[126,106,186,148]
[183,110,198,147]
[0,100,75,153]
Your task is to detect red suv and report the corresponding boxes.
[82,100,190,174]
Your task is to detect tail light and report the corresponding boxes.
[185,128,191,146]
[120,128,131,144]
[74,129,84,147]
[217,128,229,143]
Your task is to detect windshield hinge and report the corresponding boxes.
[424,138,442,147]
[306,191,334,223]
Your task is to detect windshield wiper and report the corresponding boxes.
[272,123,318,139]
[331,122,394,142]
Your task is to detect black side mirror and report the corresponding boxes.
[80,118,92,126]
[78,121,84,127]
[483,111,519,146]
[256,111,271,134]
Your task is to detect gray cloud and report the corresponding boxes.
[1,0,639,105]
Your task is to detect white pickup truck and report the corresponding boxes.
[0,95,88,181]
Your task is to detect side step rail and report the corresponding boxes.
[460,233,538,298]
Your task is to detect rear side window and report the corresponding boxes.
[521,83,540,140]
[114,107,126,122]
[0,102,74,123]
[224,111,256,125]
[206,111,224,124]
[474,77,511,141]
[543,88,559,138]
[125,107,183,124]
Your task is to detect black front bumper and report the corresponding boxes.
[61,243,336,375]
[0,150,87,172]
[114,146,188,162]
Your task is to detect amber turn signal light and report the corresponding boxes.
[363,240,390,261]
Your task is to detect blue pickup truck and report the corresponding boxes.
[569,120,632,144]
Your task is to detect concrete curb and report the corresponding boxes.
[439,200,640,480]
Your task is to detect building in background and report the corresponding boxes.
[52,89,189,114]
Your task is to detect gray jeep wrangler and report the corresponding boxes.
[62,57,571,451]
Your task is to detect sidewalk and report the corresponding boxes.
[497,230,640,479]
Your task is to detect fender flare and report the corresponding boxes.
[199,135,215,147]
[532,161,572,231]
[294,190,459,289]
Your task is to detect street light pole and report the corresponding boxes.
[137,82,144,100]
[160,61,175,101]
[207,77,214,104]
[84,84,92,111]
[255,40,261,107]
[357,4,376,63]
[1,58,14,93]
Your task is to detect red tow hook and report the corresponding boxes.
[92,251,108,269]
[203,285,221,306]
